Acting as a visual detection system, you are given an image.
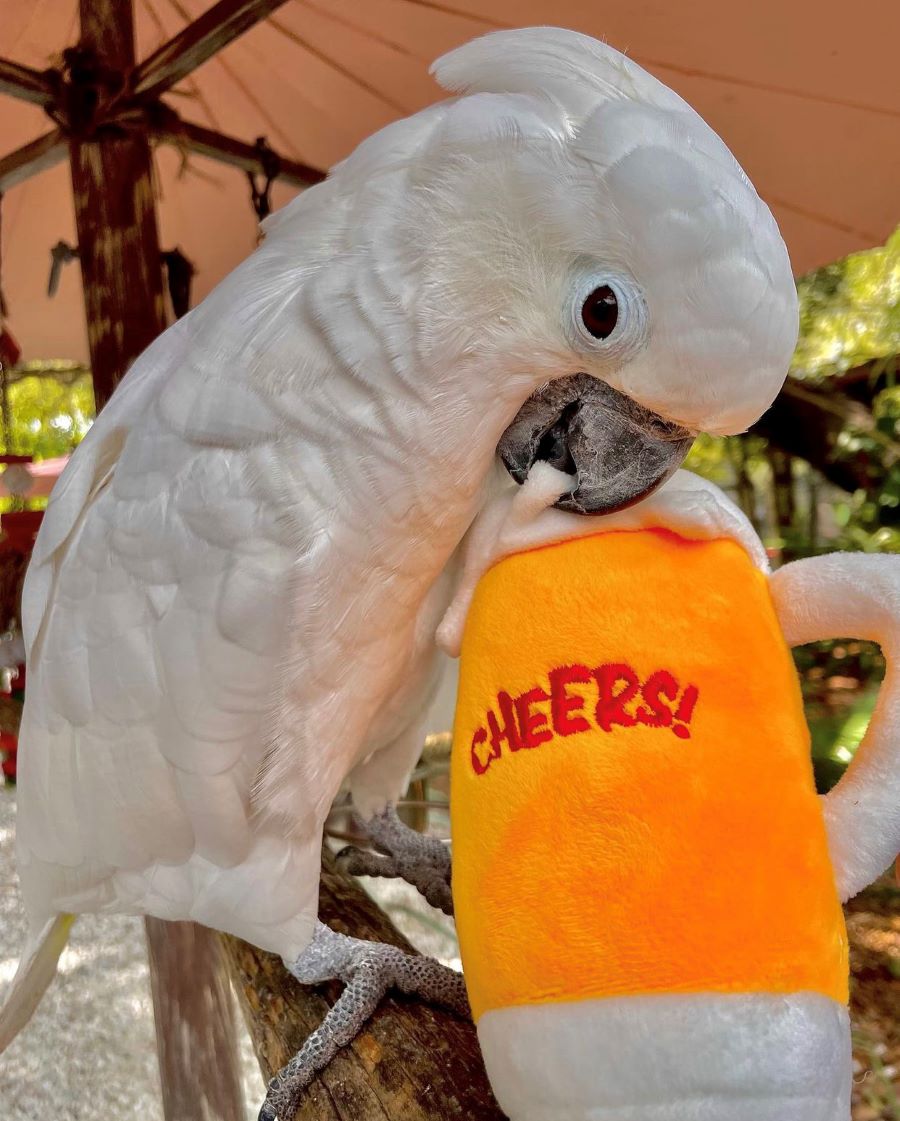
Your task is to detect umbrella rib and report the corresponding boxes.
[763,194,883,243]
[636,55,900,121]
[293,0,429,63]
[177,0,362,154]
[142,0,224,131]
[161,0,300,157]
[396,4,898,120]
[267,13,410,115]
[396,0,507,30]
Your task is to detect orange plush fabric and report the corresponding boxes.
[451,528,848,1023]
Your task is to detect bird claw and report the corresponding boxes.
[259,1074,302,1121]
[257,1099,278,1121]
[336,805,454,914]
[260,923,469,1120]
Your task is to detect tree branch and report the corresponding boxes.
[0,131,66,193]
[133,0,291,100]
[221,849,506,1121]
[752,378,900,494]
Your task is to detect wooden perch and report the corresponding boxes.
[221,849,507,1121]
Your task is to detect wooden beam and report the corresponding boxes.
[133,0,291,100]
[0,131,67,193]
[155,117,325,188]
[0,56,54,106]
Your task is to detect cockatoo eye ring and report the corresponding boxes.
[568,270,644,353]
[580,285,618,340]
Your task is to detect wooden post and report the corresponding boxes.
[68,5,246,1117]
[146,919,246,1121]
[68,0,167,410]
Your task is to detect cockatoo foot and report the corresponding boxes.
[260,922,469,1120]
[335,804,454,914]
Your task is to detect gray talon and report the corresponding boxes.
[334,844,397,879]
[261,922,470,1118]
[338,805,454,915]
[258,1099,278,1121]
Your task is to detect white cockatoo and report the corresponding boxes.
[0,27,799,1120]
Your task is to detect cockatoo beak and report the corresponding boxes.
[498,373,694,515]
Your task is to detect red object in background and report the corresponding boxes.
[0,326,21,369]
[1,664,24,784]
[0,730,16,781]
[0,503,41,785]
[1,509,43,553]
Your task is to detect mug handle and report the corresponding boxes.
[769,551,900,902]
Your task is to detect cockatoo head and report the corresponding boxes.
[409,27,799,514]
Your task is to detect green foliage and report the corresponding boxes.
[792,640,885,793]
[0,362,94,515]
[792,226,900,381]
[0,362,94,460]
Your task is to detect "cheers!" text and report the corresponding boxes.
[469,662,699,775]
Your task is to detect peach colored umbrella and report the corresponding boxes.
[0,0,897,365]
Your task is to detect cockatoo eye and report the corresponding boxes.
[581,285,618,339]
[568,269,646,354]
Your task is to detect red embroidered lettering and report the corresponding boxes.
[672,684,699,739]
[487,690,522,754]
[549,663,592,736]
[593,663,639,731]
[635,669,678,728]
[515,687,553,749]
[470,727,495,775]
[470,662,700,774]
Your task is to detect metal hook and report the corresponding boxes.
[246,136,281,221]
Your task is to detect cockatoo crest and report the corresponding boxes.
[432,25,685,116]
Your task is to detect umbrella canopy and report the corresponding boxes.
[1,0,897,364]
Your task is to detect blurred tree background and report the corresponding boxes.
[0,361,93,464]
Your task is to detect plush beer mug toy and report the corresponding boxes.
[439,466,900,1121]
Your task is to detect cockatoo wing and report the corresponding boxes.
[17,321,315,936]
[17,221,457,946]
